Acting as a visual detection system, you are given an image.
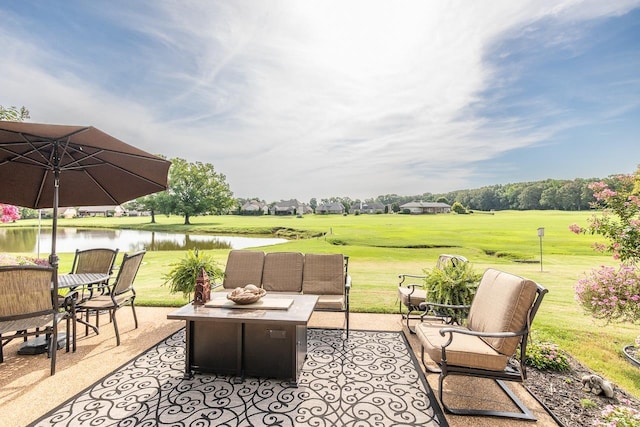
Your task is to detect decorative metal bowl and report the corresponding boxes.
[227,288,267,305]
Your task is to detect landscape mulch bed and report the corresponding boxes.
[525,355,640,427]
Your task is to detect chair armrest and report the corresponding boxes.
[211,282,223,290]
[437,326,528,348]
[398,274,426,286]
[419,301,470,312]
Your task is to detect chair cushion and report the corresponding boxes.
[262,252,304,292]
[222,250,265,290]
[398,286,427,307]
[315,294,345,310]
[416,322,509,371]
[302,253,345,295]
[467,268,539,356]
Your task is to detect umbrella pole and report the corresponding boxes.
[49,149,60,270]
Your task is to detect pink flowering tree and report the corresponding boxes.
[570,168,640,353]
[0,203,20,223]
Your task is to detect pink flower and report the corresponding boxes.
[569,224,582,234]
[1,204,20,223]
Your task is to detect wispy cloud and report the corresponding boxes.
[1,0,639,201]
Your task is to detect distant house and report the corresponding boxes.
[272,199,311,215]
[240,200,267,215]
[61,207,77,219]
[77,205,127,217]
[349,201,385,214]
[316,202,345,215]
[362,202,386,214]
[399,201,451,214]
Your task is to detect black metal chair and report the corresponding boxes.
[75,251,144,346]
[415,268,548,421]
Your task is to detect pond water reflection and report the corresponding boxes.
[0,228,288,253]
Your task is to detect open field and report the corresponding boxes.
[3,210,639,397]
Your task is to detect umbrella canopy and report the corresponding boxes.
[0,121,170,209]
[0,120,171,268]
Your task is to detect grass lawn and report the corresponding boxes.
[3,210,639,397]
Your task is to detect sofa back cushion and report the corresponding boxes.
[302,253,345,296]
[262,252,304,292]
[467,268,538,356]
[222,250,265,289]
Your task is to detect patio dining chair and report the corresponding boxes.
[397,254,468,333]
[62,248,119,340]
[415,268,547,421]
[0,265,69,375]
[70,248,119,300]
[75,251,145,346]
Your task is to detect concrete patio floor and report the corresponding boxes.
[0,308,559,426]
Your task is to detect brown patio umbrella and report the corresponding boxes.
[0,120,171,270]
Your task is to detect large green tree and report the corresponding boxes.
[167,158,234,224]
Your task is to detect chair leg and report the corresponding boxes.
[65,315,70,353]
[112,308,120,346]
[131,302,138,329]
[48,328,57,376]
[438,372,536,421]
[345,311,349,338]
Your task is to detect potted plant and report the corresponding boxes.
[422,261,481,323]
[163,249,223,300]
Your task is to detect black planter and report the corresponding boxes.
[623,345,640,368]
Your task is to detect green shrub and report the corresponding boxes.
[422,261,480,322]
[525,340,570,371]
[580,399,598,409]
[162,250,223,299]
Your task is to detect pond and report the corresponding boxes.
[0,228,288,254]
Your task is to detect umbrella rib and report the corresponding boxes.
[82,170,119,205]
[0,141,54,169]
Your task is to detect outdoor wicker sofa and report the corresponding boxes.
[216,250,351,336]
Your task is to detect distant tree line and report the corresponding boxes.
[375,175,632,212]
[236,174,633,215]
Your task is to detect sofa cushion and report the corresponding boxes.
[262,252,304,292]
[302,253,345,296]
[467,268,539,356]
[222,250,265,290]
[416,322,509,371]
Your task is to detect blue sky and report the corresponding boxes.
[1,1,639,202]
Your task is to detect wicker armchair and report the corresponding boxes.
[75,251,144,346]
[0,265,68,375]
[416,268,547,420]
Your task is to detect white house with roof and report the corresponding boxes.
[399,201,451,214]
[240,200,267,215]
[316,202,345,215]
[272,199,311,215]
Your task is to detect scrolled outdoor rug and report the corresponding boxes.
[31,329,447,426]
